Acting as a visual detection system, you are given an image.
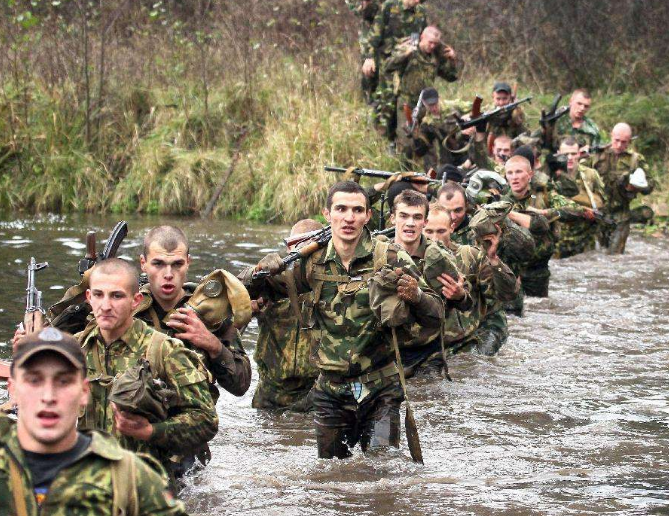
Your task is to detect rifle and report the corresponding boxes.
[325,166,441,184]
[77,221,129,275]
[253,226,333,280]
[408,90,424,133]
[456,96,532,131]
[540,94,570,126]
[379,193,387,229]
[22,257,49,334]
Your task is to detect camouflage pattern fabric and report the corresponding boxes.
[252,293,319,410]
[555,115,602,149]
[555,164,607,258]
[0,415,187,516]
[586,148,656,253]
[346,0,380,103]
[77,319,218,475]
[135,285,251,399]
[486,105,528,139]
[411,106,472,170]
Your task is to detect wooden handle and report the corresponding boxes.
[85,231,96,260]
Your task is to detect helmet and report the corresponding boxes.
[465,170,508,205]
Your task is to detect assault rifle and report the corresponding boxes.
[77,221,129,275]
[252,226,332,280]
[540,94,570,126]
[592,210,616,227]
[325,166,440,184]
[456,96,532,131]
[408,90,424,133]
[22,257,49,335]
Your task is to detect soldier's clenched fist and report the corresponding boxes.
[395,268,422,304]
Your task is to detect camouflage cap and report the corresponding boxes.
[469,201,513,239]
[12,327,85,373]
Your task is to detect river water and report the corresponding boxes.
[1,214,667,515]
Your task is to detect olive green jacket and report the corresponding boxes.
[0,415,187,516]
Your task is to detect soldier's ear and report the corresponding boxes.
[322,208,331,223]
[85,289,92,302]
[131,292,144,311]
[139,254,147,272]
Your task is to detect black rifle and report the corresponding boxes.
[456,96,532,131]
[77,221,129,275]
[592,210,616,227]
[540,94,570,126]
[325,166,440,184]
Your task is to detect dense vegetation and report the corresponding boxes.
[0,0,667,221]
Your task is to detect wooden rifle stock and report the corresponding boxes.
[403,103,413,129]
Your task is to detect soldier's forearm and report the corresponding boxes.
[411,290,444,329]
[488,260,519,303]
[212,350,251,396]
[150,402,218,451]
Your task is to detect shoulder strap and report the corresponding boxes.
[372,239,390,272]
[284,268,303,326]
[111,451,139,516]
[9,458,31,516]
[145,330,168,380]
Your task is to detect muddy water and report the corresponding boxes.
[1,214,667,515]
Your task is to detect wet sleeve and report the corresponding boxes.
[150,343,218,452]
[480,257,518,303]
[209,324,251,396]
[549,192,588,223]
[135,455,189,516]
[500,219,536,263]
[393,248,444,330]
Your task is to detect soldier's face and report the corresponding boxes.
[506,162,533,195]
[391,203,427,248]
[424,211,452,245]
[323,192,371,244]
[611,128,631,155]
[438,191,467,231]
[9,353,88,454]
[493,139,512,164]
[425,102,440,116]
[87,272,143,338]
[570,93,591,120]
[559,143,580,171]
[402,0,420,8]
[419,33,441,54]
[141,242,191,308]
[492,91,511,107]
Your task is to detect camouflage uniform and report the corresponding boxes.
[502,189,586,297]
[346,0,380,103]
[452,215,532,349]
[242,229,443,459]
[0,415,187,515]
[555,164,607,258]
[77,319,218,480]
[385,43,458,155]
[555,115,602,149]
[135,285,251,400]
[586,148,655,254]
[252,292,319,410]
[364,0,427,139]
[486,105,528,140]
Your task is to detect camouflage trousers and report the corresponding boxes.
[361,66,379,105]
[521,263,550,298]
[473,310,509,356]
[252,375,317,411]
[372,65,398,141]
[556,221,597,259]
[313,371,402,459]
[599,218,630,255]
[505,289,525,317]
[400,338,444,378]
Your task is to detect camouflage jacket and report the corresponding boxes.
[364,0,427,61]
[0,416,187,516]
[346,0,380,55]
[442,240,517,342]
[76,319,218,471]
[412,104,472,170]
[486,105,528,139]
[555,115,602,149]
[135,285,251,398]
[586,148,655,217]
[254,292,319,392]
[243,229,443,377]
[385,43,459,104]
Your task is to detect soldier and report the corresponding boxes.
[501,156,595,297]
[362,0,428,142]
[77,259,218,483]
[1,327,187,515]
[423,202,517,355]
[241,181,444,459]
[385,26,459,156]
[408,88,475,171]
[486,82,528,144]
[587,123,656,254]
[388,189,470,374]
[555,89,602,151]
[251,219,322,410]
[137,226,251,398]
[346,0,380,104]
[553,137,607,258]
[491,135,512,168]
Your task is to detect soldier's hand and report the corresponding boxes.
[381,171,422,191]
[362,58,376,77]
[255,252,285,275]
[583,208,596,222]
[166,307,222,359]
[443,44,456,60]
[481,227,501,264]
[437,273,465,301]
[395,268,422,304]
[12,326,26,353]
[113,404,153,441]
[251,297,268,314]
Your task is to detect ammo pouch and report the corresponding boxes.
[185,269,252,330]
[109,359,176,423]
